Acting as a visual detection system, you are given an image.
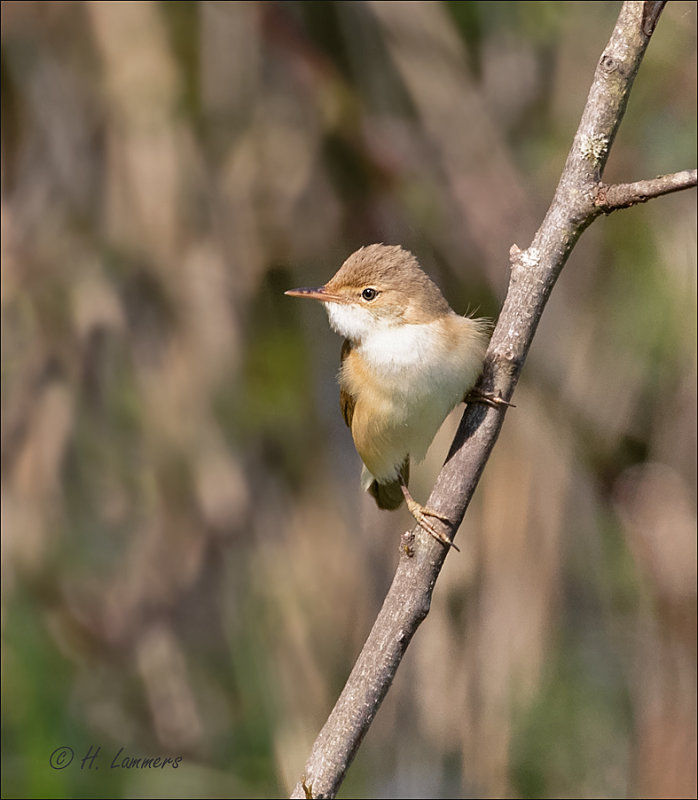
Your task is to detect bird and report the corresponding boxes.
[286,243,496,548]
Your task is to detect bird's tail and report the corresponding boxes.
[362,459,409,511]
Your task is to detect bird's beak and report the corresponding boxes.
[285,286,348,303]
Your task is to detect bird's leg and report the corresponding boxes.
[465,387,515,408]
[399,477,460,552]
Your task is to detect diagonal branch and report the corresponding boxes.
[595,169,698,211]
[291,2,694,797]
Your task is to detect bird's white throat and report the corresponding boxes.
[325,301,453,372]
[325,300,483,399]
[324,301,378,343]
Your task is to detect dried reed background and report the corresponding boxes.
[2,2,695,798]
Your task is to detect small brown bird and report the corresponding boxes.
[286,244,493,547]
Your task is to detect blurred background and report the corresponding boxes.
[1,1,695,798]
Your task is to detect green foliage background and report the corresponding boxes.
[2,2,695,798]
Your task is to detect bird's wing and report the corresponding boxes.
[339,337,409,511]
[339,338,356,428]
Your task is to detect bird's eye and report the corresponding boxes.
[361,287,378,301]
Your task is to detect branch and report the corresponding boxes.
[595,169,698,211]
[291,2,694,797]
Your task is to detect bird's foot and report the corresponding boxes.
[400,482,460,551]
[465,388,515,408]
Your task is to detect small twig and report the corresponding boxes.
[595,170,698,211]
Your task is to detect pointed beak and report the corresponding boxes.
[284,286,348,303]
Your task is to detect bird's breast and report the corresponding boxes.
[344,316,486,401]
[339,315,488,480]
